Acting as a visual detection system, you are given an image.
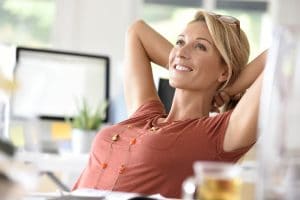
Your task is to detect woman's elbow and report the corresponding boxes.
[126,19,146,36]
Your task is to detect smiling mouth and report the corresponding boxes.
[174,65,193,72]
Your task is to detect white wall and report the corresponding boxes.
[52,0,143,123]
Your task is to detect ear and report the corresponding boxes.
[218,67,229,83]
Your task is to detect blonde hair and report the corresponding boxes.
[190,10,250,89]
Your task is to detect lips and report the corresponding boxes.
[174,65,193,72]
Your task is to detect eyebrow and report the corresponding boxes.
[196,37,213,45]
[178,35,213,46]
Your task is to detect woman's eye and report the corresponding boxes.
[175,39,184,46]
[196,43,207,51]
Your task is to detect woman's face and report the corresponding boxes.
[168,21,227,92]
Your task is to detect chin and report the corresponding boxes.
[169,72,190,89]
[169,79,184,89]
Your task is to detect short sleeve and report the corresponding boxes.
[217,138,255,162]
[202,111,254,163]
[202,111,233,139]
[129,100,166,119]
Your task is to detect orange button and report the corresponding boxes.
[130,138,136,145]
[112,134,119,141]
[101,163,107,169]
[127,125,132,128]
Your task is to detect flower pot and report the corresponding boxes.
[71,129,96,154]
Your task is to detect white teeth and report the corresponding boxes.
[175,65,192,71]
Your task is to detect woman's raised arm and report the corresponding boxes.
[124,20,173,115]
[222,50,267,152]
[226,50,267,96]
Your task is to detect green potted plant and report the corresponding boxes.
[68,99,108,154]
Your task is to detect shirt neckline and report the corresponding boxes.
[151,114,205,128]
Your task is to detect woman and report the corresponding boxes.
[73,10,266,198]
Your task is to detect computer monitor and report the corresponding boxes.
[11,47,110,122]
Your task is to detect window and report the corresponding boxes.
[0,0,55,47]
[0,0,56,83]
[142,1,269,80]
[143,2,268,58]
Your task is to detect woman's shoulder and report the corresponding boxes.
[200,110,233,133]
[128,99,166,119]
[116,99,166,126]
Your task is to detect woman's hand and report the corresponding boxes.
[214,91,230,108]
[211,91,230,113]
[211,90,244,112]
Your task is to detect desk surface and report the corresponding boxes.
[23,189,160,200]
[16,151,89,172]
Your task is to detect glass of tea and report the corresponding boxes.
[183,161,242,200]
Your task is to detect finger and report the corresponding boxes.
[211,104,220,113]
[214,94,224,107]
[211,100,217,110]
[211,99,219,112]
[220,91,230,103]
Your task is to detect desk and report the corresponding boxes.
[23,189,158,200]
[16,151,89,172]
[15,151,89,192]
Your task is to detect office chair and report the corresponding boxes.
[157,78,175,113]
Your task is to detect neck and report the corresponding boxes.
[165,88,215,122]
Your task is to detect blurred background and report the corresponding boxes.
[0,0,273,199]
[0,0,271,122]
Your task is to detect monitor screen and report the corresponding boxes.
[11,47,110,122]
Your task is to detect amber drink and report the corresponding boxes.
[194,161,242,200]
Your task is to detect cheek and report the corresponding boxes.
[168,49,176,66]
[202,56,223,73]
[194,58,223,84]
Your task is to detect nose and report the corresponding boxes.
[175,44,190,59]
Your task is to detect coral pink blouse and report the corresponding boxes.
[73,100,252,198]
